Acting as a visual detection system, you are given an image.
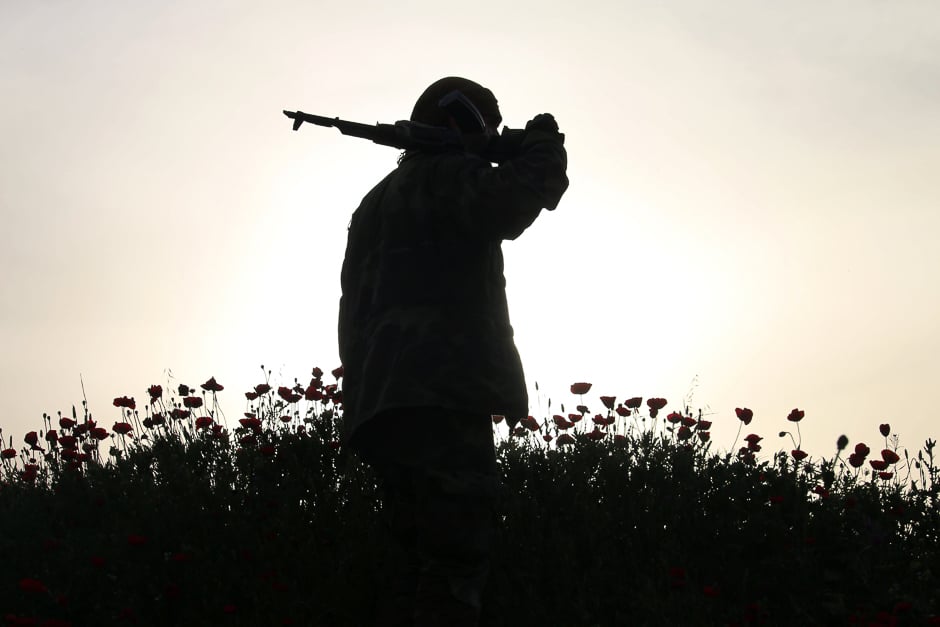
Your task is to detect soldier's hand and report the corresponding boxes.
[525,113,560,134]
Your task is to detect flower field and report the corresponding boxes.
[1,369,938,626]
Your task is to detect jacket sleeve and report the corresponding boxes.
[430,130,569,241]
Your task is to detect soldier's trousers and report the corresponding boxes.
[351,408,500,627]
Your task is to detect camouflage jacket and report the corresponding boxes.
[338,128,568,444]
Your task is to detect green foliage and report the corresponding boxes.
[1,376,938,625]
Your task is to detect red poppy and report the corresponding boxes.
[280,415,291,423]
[170,408,191,420]
[24,431,38,447]
[553,415,574,430]
[787,408,804,422]
[45,430,58,444]
[698,432,711,442]
[613,434,627,444]
[735,407,753,425]
[239,417,262,431]
[599,396,616,410]
[512,426,526,437]
[59,417,76,430]
[666,412,682,424]
[542,434,553,443]
[878,471,894,480]
[201,377,224,392]
[879,423,891,437]
[311,367,324,379]
[570,382,592,395]
[304,385,323,401]
[791,449,808,461]
[625,397,643,409]
[183,396,203,409]
[521,416,540,432]
[744,434,762,444]
[647,398,667,410]
[813,485,830,498]
[245,391,258,401]
[331,365,344,379]
[677,426,693,441]
[278,387,301,403]
[869,459,888,471]
[19,578,48,594]
[586,427,606,441]
[195,417,213,430]
[592,414,608,426]
[178,384,190,396]
[255,383,272,395]
[576,404,589,414]
[148,384,163,401]
[854,443,870,457]
[113,396,136,410]
[881,449,900,465]
[91,427,109,440]
[615,405,630,417]
[113,422,133,436]
[58,435,77,449]
[697,419,712,430]
[681,416,697,428]
[491,414,504,424]
[239,435,257,446]
[151,414,165,426]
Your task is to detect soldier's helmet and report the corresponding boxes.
[410,77,502,130]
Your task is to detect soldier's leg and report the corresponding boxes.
[411,413,499,627]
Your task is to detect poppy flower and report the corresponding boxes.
[625,397,643,409]
[666,412,683,424]
[331,365,344,379]
[677,426,693,441]
[304,385,323,401]
[113,396,136,410]
[201,377,224,392]
[59,417,76,430]
[813,485,830,498]
[586,427,606,441]
[277,387,301,403]
[698,431,711,442]
[521,416,540,432]
[592,414,608,426]
[681,416,697,428]
[1,448,17,460]
[881,449,900,465]
[615,405,630,417]
[613,434,626,444]
[512,426,527,437]
[113,422,133,436]
[170,408,191,420]
[869,459,888,471]
[791,449,808,461]
[878,471,894,480]
[787,408,805,422]
[151,413,165,426]
[879,423,891,437]
[148,384,163,402]
[697,420,712,430]
[735,408,753,425]
[58,435,77,449]
[19,578,48,594]
[570,382,592,395]
[553,415,573,430]
[45,430,58,444]
[744,434,762,444]
[854,443,870,457]
[183,396,203,409]
[255,383,272,395]
[91,427,109,440]
[542,434,553,443]
[647,398,667,411]
[576,404,589,414]
[491,414,504,424]
[195,417,213,430]
[568,413,583,423]
[311,367,324,379]
[599,396,616,410]
[178,384,190,396]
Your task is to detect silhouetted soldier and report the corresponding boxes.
[338,76,568,627]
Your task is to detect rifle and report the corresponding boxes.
[282,110,530,164]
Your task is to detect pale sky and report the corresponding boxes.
[2,0,939,459]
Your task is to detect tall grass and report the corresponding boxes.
[1,371,938,626]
